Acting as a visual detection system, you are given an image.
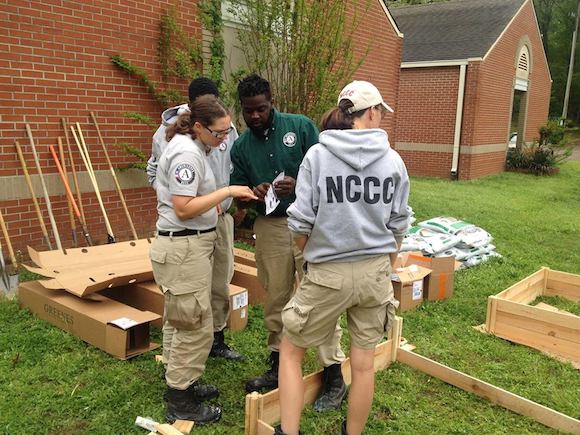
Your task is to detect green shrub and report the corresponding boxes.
[506,121,573,175]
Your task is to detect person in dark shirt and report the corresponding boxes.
[231,74,346,411]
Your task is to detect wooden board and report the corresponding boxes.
[545,269,580,302]
[495,269,546,304]
[172,420,194,434]
[397,348,580,434]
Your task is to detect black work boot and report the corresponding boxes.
[245,351,279,393]
[165,386,222,424]
[188,380,219,401]
[313,363,347,412]
[210,330,244,361]
[162,380,219,402]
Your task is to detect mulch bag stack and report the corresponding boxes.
[401,216,501,268]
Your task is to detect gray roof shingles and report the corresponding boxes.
[390,0,527,63]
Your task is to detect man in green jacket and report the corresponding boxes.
[231,74,346,412]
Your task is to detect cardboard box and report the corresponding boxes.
[102,281,164,328]
[232,263,266,304]
[19,280,160,359]
[227,284,249,332]
[234,248,257,268]
[106,281,250,332]
[391,265,431,312]
[402,252,456,301]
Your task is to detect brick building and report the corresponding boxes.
[0,1,402,256]
[391,0,551,180]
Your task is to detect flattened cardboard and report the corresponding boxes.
[232,263,266,304]
[25,239,153,297]
[391,265,431,312]
[19,280,160,359]
[234,248,256,268]
[102,281,164,328]
[227,284,249,332]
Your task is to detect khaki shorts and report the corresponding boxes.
[282,255,398,350]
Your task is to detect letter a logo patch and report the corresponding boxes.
[175,163,195,185]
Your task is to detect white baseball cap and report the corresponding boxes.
[337,80,394,114]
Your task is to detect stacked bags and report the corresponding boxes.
[401,216,501,268]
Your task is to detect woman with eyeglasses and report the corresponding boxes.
[150,94,256,425]
[277,81,410,435]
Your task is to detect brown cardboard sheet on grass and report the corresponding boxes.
[19,280,160,359]
[23,239,153,297]
[480,267,580,369]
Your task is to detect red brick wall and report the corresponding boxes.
[0,0,200,254]
[461,0,551,179]
[396,67,460,145]
[348,1,402,138]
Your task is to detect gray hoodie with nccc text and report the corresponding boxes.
[287,128,410,264]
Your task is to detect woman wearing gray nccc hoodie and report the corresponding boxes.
[277,81,410,435]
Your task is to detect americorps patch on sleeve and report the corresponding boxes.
[175,163,196,185]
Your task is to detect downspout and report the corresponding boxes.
[451,63,467,179]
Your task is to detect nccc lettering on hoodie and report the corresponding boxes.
[326,175,394,204]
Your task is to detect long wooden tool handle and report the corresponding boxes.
[25,124,64,252]
[0,208,17,269]
[50,144,93,247]
[14,140,53,250]
[70,124,115,243]
[90,112,139,241]
[58,137,77,247]
[61,118,85,222]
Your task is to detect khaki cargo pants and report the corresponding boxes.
[254,215,345,365]
[161,214,234,368]
[283,255,398,351]
[150,232,216,390]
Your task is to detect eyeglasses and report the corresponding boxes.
[372,105,388,120]
[205,125,233,139]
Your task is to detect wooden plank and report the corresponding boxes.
[495,269,546,301]
[496,309,580,344]
[156,424,184,435]
[495,298,580,331]
[493,317,580,362]
[172,420,194,434]
[396,348,580,434]
[545,283,580,303]
[257,420,274,435]
[390,316,403,363]
[547,269,580,287]
[488,297,498,333]
[245,392,261,435]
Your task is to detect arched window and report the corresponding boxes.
[516,45,530,80]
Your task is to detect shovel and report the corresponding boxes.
[0,208,19,296]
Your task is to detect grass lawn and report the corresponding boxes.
[1,163,579,434]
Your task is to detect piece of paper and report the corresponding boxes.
[110,317,138,330]
[233,291,248,310]
[412,281,423,300]
[265,171,285,215]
